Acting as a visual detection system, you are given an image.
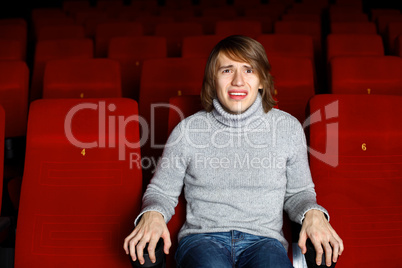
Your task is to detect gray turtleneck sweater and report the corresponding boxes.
[136,94,328,250]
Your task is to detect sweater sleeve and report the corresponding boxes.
[135,122,189,225]
[283,120,329,224]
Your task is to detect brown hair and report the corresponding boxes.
[201,35,276,113]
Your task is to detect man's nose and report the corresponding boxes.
[231,70,245,86]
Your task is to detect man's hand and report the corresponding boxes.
[123,211,172,265]
[298,209,344,267]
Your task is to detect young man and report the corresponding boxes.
[124,35,344,267]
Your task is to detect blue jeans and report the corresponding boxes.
[175,231,294,268]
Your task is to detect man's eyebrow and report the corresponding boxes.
[218,65,233,70]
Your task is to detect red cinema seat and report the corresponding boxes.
[108,36,167,100]
[33,17,76,41]
[0,61,29,138]
[215,20,262,39]
[190,15,221,35]
[396,34,402,57]
[286,3,326,15]
[14,98,143,268]
[330,22,377,34]
[0,24,27,61]
[330,12,368,22]
[182,35,226,58]
[370,8,401,22]
[74,9,110,29]
[0,40,24,61]
[374,14,402,38]
[43,59,122,99]
[30,38,93,101]
[269,56,315,123]
[308,94,402,268]
[62,0,91,16]
[202,7,238,19]
[0,18,26,28]
[134,15,174,35]
[31,8,66,21]
[274,21,322,61]
[95,22,143,58]
[257,34,315,63]
[139,58,206,183]
[245,4,287,22]
[326,34,384,63]
[159,9,196,22]
[387,22,402,55]
[329,5,363,16]
[281,13,321,23]
[155,22,203,57]
[36,25,86,41]
[330,56,402,95]
[242,15,274,34]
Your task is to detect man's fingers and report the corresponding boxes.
[147,236,160,263]
[323,242,332,267]
[297,231,308,254]
[311,239,324,266]
[332,240,339,263]
[136,236,150,265]
[129,237,138,262]
[123,229,138,255]
[161,231,172,255]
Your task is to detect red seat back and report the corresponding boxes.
[155,22,203,57]
[108,36,167,99]
[0,40,24,61]
[387,22,402,54]
[330,56,402,95]
[0,24,27,60]
[182,35,226,58]
[274,21,322,61]
[31,38,94,101]
[326,34,384,63]
[308,94,402,268]
[139,58,206,184]
[37,25,86,41]
[15,98,143,268]
[95,22,143,57]
[43,59,122,99]
[257,34,315,63]
[330,22,377,34]
[215,20,262,39]
[0,61,29,137]
[269,56,315,123]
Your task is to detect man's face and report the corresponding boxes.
[215,53,262,114]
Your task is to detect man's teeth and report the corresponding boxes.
[229,92,246,96]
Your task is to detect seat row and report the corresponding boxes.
[1,1,402,60]
[1,54,402,139]
[1,93,401,268]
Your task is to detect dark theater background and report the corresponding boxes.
[0,0,401,267]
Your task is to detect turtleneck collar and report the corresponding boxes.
[211,93,265,129]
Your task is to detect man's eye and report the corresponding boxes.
[222,69,231,73]
[246,69,253,73]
